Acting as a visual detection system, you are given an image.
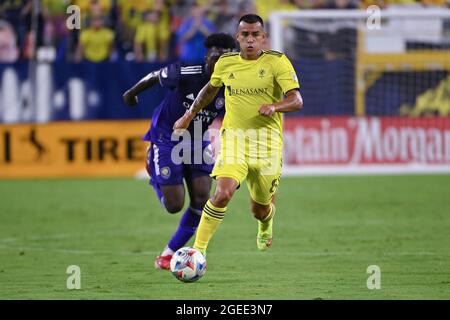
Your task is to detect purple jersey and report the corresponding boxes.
[143,62,225,145]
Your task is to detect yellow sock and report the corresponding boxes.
[257,204,275,251]
[259,204,275,234]
[194,200,227,255]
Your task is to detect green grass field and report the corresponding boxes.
[0,175,449,299]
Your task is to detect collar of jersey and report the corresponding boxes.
[238,50,265,62]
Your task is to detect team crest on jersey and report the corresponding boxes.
[160,167,171,179]
[258,68,266,78]
[215,97,225,109]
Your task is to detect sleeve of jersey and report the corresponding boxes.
[210,59,224,88]
[158,63,180,89]
[276,55,300,94]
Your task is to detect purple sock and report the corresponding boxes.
[167,206,202,252]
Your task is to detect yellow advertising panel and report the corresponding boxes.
[0,120,151,179]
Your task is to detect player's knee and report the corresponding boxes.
[190,193,209,210]
[164,201,184,214]
[212,188,234,207]
[161,185,185,214]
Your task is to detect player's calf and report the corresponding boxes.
[187,183,210,210]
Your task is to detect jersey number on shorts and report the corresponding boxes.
[269,177,280,194]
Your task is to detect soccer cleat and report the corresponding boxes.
[154,255,172,270]
[256,226,273,251]
[257,208,275,251]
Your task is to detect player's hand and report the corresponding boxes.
[123,90,138,106]
[259,104,276,117]
[173,110,195,136]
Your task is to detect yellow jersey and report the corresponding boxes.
[79,28,114,62]
[210,50,300,150]
[135,23,158,59]
[118,0,154,29]
[73,0,112,14]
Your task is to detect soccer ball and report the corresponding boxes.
[170,247,207,283]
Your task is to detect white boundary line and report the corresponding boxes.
[282,165,450,177]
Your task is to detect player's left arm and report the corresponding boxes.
[123,63,180,106]
[259,89,303,117]
[259,54,304,117]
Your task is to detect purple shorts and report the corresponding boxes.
[146,142,214,186]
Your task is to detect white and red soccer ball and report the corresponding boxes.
[170,247,207,282]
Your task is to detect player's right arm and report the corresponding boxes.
[122,70,160,106]
[172,82,221,132]
[123,63,181,106]
[173,56,224,132]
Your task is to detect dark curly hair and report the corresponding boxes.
[204,33,237,50]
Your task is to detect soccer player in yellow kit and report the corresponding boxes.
[173,14,303,256]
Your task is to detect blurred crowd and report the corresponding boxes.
[0,0,449,64]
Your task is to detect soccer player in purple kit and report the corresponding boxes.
[123,33,237,270]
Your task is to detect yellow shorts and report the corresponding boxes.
[211,130,282,205]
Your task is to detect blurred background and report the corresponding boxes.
[0,0,450,177]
